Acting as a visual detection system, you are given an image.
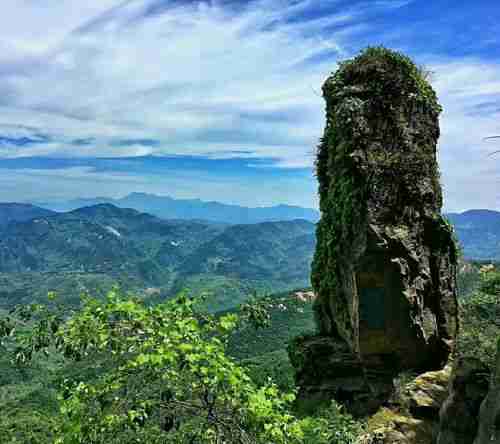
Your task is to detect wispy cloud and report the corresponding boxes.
[0,0,431,162]
[429,59,500,211]
[0,0,354,162]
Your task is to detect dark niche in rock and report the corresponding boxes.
[289,47,459,415]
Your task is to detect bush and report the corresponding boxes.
[457,266,500,369]
[298,401,362,444]
[1,290,362,443]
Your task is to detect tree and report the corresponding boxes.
[2,291,306,443]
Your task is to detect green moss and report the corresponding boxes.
[367,407,411,431]
[366,407,434,443]
[323,46,442,114]
[287,333,315,371]
[439,215,459,263]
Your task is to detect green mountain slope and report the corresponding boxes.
[173,220,315,310]
[225,289,316,391]
[0,204,224,273]
[0,205,315,310]
[180,220,315,280]
[0,203,55,227]
[446,210,500,260]
[2,202,495,312]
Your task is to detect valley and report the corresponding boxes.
[1,202,499,312]
[0,203,316,311]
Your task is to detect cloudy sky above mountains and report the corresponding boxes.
[0,0,499,210]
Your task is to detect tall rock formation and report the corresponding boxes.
[290,47,459,414]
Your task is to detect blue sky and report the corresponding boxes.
[0,0,499,210]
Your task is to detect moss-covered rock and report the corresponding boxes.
[312,46,458,363]
[358,367,451,444]
[406,366,452,419]
[360,408,434,444]
[291,47,459,412]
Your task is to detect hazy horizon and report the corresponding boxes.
[1,190,498,215]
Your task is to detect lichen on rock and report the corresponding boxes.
[357,366,451,444]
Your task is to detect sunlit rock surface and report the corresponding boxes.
[357,367,451,444]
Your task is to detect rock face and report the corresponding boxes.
[357,367,451,444]
[437,358,490,444]
[474,340,500,444]
[291,47,459,412]
[289,335,395,415]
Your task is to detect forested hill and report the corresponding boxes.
[180,219,315,280]
[0,204,224,274]
[0,203,55,227]
[0,204,316,310]
[32,196,500,260]
[446,209,500,260]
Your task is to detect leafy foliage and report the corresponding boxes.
[457,265,500,369]
[0,289,360,443]
[297,402,363,444]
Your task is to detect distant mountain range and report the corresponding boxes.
[35,193,321,224]
[2,202,499,264]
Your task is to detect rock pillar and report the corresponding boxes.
[290,47,459,413]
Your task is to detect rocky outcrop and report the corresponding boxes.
[406,367,451,420]
[474,340,500,444]
[289,335,394,416]
[360,408,435,444]
[356,346,498,444]
[437,358,490,444]
[291,46,459,412]
[358,367,451,444]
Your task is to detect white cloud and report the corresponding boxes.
[429,59,500,211]
[0,0,350,159]
[0,1,120,64]
[0,0,410,165]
